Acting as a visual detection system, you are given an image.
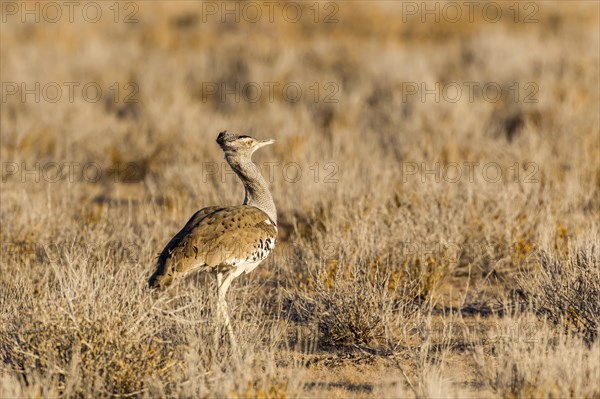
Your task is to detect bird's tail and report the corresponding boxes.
[148,260,173,289]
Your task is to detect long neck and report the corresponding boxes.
[225,154,277,225]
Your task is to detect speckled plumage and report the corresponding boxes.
[148,205,277,288]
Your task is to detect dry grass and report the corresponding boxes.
[473,320,600,399]
[1,1,599,397]
[517,243,600,341]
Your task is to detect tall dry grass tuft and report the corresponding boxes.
[286,259,418,348]
[517,242,600,341]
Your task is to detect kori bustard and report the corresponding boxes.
[149,131,277,348]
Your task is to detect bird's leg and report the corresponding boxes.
[214,272,224,348]
[215,271,239,353]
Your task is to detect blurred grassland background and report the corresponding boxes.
[1,1,599,398]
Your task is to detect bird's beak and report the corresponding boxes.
[255,138,276,149]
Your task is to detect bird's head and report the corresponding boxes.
[216,131,275,159]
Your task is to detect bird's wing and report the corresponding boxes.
[148,206,222,288]
[148,205,277,288]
